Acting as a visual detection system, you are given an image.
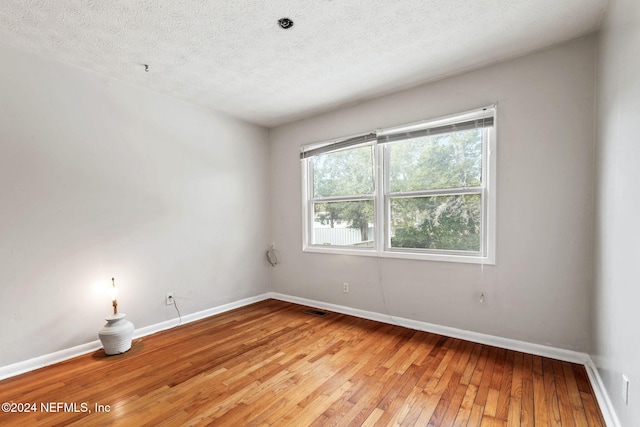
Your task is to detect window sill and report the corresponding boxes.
[302,245,495,265]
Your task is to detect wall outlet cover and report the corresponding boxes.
[622,374,630,405]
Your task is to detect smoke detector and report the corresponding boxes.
[278,18,294,29]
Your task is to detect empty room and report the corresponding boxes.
[0,0,638,426]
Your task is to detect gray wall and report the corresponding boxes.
[269,37,596,352]
[0,43,271,367]
[594,0,640,424]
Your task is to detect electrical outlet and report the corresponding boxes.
[166,293,174,305]
[343,282,349,293]
[623,374,630,405]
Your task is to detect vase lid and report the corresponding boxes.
[105,313,127,321]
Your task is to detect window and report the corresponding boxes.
[311,144,375,247]
[301,107,496,264]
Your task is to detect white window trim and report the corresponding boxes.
[301,107,497,265]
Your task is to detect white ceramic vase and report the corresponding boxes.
[98,313,135,355]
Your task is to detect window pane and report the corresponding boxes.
[390,194,481,251]
[313,200,374,247]
[312,145,374,198]
[388,129,483,193]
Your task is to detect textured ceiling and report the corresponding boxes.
[0,0,607,127]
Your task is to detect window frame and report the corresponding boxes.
[301,107,496,265]
[303,142,380,251]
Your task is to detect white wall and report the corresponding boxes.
[269,37,596,352]
[0,43,270,367]
[594,0,640,424]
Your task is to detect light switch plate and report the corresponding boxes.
[622,374,630,405]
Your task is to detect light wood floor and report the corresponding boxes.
[0,299,605,426]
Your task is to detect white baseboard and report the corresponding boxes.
[0,293,271,381]
[268,292,588,363]
[0,291,619,426]
[269,292,620,427]
[0,341,104,381]
[583,357,622,427]
[133,294,271,339]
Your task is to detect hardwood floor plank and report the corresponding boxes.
[533,355,550,425]
[506,352,523,426]
[341,372,402,426]
[484,388,500,418]
[563,362,590,426]
[495,350,513,421]
[360,407,384,427]
[522,353,534,381]
[543,357,563,426]
[520,379,535,427]
[460,343,483,385]
[426,372,462,426]
[451,383,478,426]
[375,369,425,425]
[490,348,506,392]
[0,300,605,427]
[480,415,508,427]
[572,363,593,394]
[394,385,430,425]
[581,391,607,427]
[467,403,486,426]
[438,383,468,426]
[473,346,498,407]
[553,360,577,427]
[275,379,354,426]
[469,346,490,390]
